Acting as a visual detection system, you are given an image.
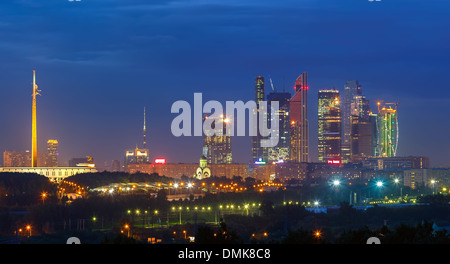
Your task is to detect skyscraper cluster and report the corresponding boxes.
[251,74,399,165]
[123,73,398,168]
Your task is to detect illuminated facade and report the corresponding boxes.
[267,91,291,162]
[68,156,95,167]
[251,76,269,163]
[350,95,373,161]
[341,80,362,163]
[290,72,309,162]
[0,167,97,183]
[203,114,232,164]
[194,156,211,179]
[125,147,150,168]
[47,139,58,167]
[127,162,275,181]
[318,89,341,162]
[376,102,398,157]
[31,70,40,167]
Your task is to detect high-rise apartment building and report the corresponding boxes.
[203,114,232,164]
[290,72,309,163]
[47,139,58,167]
[267,90,291,162]
[318,89,341,162]
[376,102,398,157]
[341,80,362,163]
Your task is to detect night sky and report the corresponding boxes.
[0,0,449,169]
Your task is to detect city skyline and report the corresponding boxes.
[0,0,449,168]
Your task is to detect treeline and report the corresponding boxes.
[64,171,173,189]
[0,172,56,207]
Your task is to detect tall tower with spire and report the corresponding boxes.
[31,70,40,167]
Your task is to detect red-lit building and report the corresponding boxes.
[290,72,309,163]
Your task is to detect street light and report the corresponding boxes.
[332,180,340,187]
[26,225,31,236]
[41,192,47,205]
[431,180,436,194]
[123,224,132,237]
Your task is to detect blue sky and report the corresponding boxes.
[0,0,449,168]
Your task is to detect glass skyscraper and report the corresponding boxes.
[267,90,291,162]
[251,76,269,163]
[342,80,362,163]
[203,113,232,164]
[290,72,309,163]
[376,102,398,157]
[318,89,341,162]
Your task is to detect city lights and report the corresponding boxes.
[0,0,449,248]
[332,179,340,187]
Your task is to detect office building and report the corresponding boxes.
[251,76,269,163]
[47,139,58,167]
[350,96,373,162]
[361,156,429,170]
[267,90,291,162]
[124,147,150,168]
[376,102,399,157]
[341,80,362,163]
[318,89,341,162]
[203,113,232,164]
[290,72,309,162]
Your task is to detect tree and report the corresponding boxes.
[259,200,275,217]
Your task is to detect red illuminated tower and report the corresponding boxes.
[290,72,309,162]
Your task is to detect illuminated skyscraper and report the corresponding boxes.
[290,72,309,162]
[203,113,232,164]
[47,139,58,167]
[251,76,269,163]
[341,80,362,163]
[267,90,291,162]
[376,102,398,157]
[369,113,379,156]
[350,96,374,162]
[318,89,341,162]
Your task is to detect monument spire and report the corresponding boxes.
[31,70,40,167]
